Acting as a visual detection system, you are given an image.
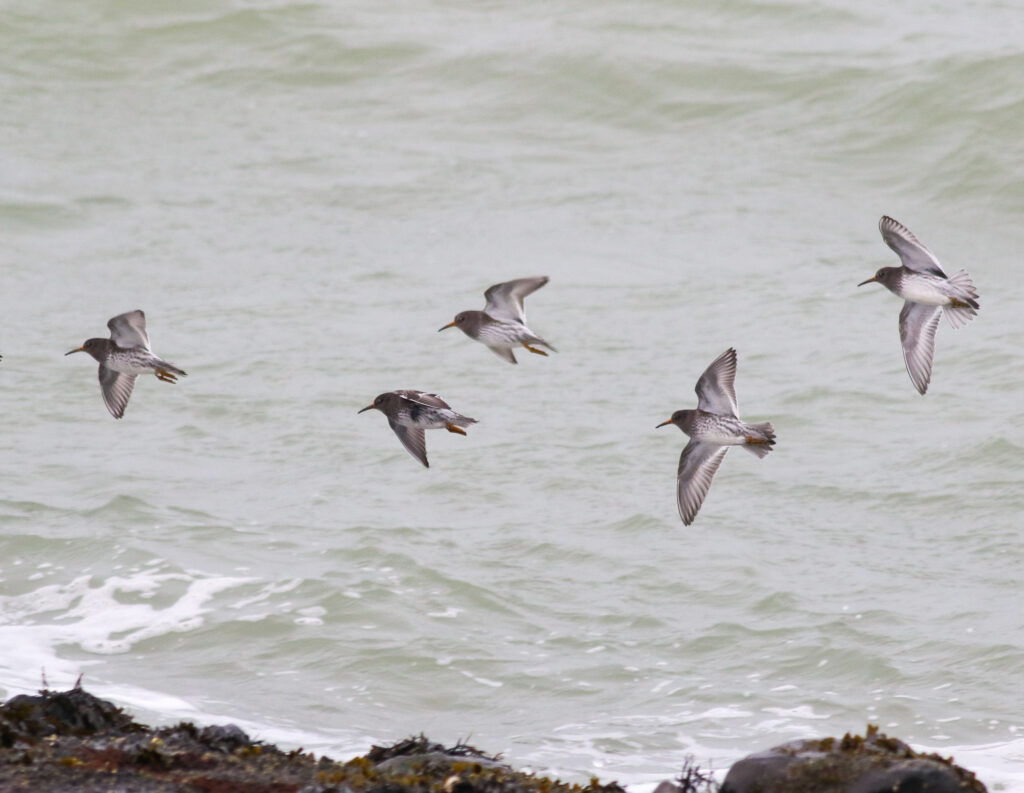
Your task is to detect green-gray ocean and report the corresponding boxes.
[2,1,1022,788]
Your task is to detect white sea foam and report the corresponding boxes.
[0,568,252,693]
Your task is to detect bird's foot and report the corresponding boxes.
[744,435,769,444]
[446,423,467,435]
[156,370,178,383]
[522,343,548,356]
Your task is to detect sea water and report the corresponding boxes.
[2,0,1022,789]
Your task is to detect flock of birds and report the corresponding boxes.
[62,216,980,525]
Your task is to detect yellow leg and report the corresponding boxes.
[744,435,769,444]
[156,369,178,383]
[522,343,548,356]
[446,423,467,435]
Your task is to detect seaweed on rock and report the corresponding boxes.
[0,688,628,793]
[0,690,987,793]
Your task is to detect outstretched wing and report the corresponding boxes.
[108,310,150,350]
[483,277,549,324]
[899,301,942,395]
[388,419,429,468]
[99,365,136,419]
[676,440,729,526]
[879,216,945,277]
[695,348,739,417]
[394,390,450,410]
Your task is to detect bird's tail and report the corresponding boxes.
[155,359,188,377]
[530,334,557,353]
[944,269,979,329]
[742,421,776,458]
[452,414,478,428]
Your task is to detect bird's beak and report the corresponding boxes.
[438,321,456,332]
[357,404,375,414]
[655,419,673,428]
[65,346,85,356]
[857,276,878,287]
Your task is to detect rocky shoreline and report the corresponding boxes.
[0,687,987,792]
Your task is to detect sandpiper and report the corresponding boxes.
[657,348,775,526]
[859,215,979,394]
[439,277,555,364]
[66,310,187,419]
[359,390,477,468]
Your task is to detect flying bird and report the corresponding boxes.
[859,216,979,394]
[359,390,477,468]
[657,348,775,525]
[439,277,555,364]
[66,310,187,419]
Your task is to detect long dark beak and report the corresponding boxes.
[65,347,85,356]
[655,419,673,428]
[857,276,878,287]
[438,321,456,332]
[357,404,375,414]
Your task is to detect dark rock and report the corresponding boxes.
[367,734,500,765]
[0,690,988,793]
[0,688,629,793]
[721,725,987,793]
[199,722,251,752]
[0,687,139,745]
[374,748,509,776]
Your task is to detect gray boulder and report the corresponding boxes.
[721,725,987,793]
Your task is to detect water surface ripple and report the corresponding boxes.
[2,1,1022,789]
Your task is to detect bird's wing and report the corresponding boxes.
[389,419,429,467]
[487,345,518,364]
[483,277,549,324]
[695,348,739,417]
[107,310,150,350]
[99,365,137,419]
[676,440,730,526]
[395,390,450,410]
[879,216,945,276]
[899,301,942,395]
